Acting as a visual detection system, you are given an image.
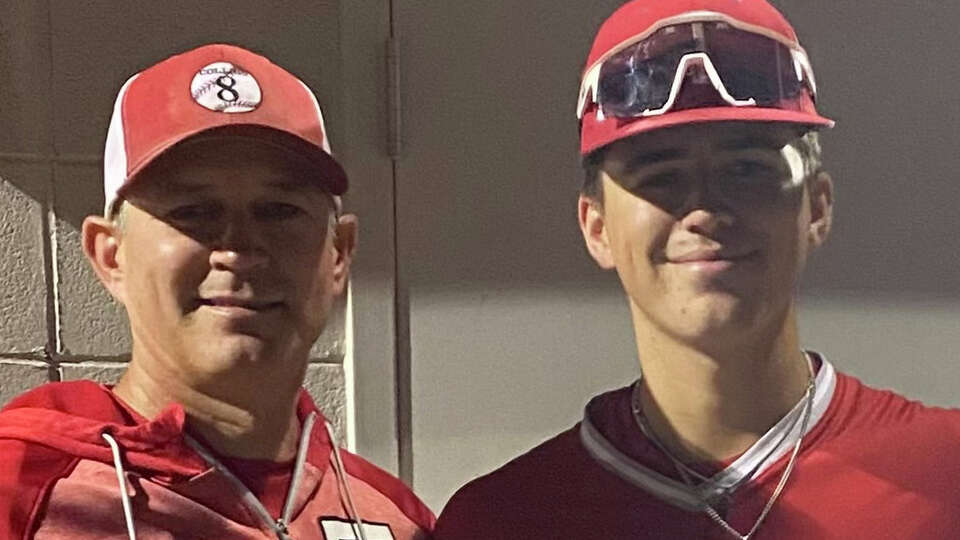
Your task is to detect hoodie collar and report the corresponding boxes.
[0,380,333,479]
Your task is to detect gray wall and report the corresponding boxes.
[397,1,960,510]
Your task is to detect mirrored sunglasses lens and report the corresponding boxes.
[704,24,804,104]
[598,52,678,116]
[598,64,639,113]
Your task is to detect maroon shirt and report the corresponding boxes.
[436,360,960,539]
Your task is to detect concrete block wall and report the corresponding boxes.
[0,1,350,440]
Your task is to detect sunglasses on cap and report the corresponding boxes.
[577,15,819,121]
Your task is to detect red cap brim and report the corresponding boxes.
[123,124,348,199]
[581,106,834,156]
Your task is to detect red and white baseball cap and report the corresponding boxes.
[578,0,834,156]
[103,43,347,215]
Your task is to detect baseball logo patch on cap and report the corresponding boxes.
[190,62,261,113]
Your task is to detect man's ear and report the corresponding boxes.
[807,171,834,250]
[329,213,358,295]
[578,194,616,269]
[81,216,126,303]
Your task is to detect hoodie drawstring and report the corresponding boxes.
[324,421,368,540]
[280,412,316,527]
[101,432,138,540]
[183,412,319,540]
[102,412,366,540]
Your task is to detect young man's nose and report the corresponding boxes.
[677,180,735,235]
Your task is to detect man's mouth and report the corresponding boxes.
[197,297,284,311]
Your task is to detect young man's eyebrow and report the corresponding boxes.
[624,148,689,171]
[715,137,784,152]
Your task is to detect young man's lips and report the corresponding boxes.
[667,251,758,270]
[668,249,757,264]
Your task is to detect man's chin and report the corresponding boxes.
[180,316,313,371]
[189,333,286,370]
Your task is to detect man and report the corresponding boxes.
[0,44,433,539]
[436,1,960,538]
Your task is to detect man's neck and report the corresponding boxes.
[631,304,811,464]
[112,351,304,462]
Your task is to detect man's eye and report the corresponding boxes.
[640,171,681,188]
[167,204,218,221]
[255,202,305,220]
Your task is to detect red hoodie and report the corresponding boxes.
[0,381,434,539]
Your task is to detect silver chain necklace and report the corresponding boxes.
[630,356,816,540]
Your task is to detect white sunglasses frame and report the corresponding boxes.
[577,11,818,121]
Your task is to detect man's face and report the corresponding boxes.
[582,122,831,347]
[109,136,350,381]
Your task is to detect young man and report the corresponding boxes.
[0,44,434,539]
[435,1,960,538]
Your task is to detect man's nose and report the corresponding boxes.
[208,213,269,272]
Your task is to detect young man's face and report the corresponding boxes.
[104,136,354,382]
[581,122,832,347]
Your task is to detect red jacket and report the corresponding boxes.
[0,381,434,539]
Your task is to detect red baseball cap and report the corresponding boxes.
[579,0,833,156]
[103,43,347,215]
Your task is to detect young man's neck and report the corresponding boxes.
[112,348,305,462]
[631,304,812,464]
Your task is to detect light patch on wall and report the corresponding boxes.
[798,292,960,408]
[344,281,357,452]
